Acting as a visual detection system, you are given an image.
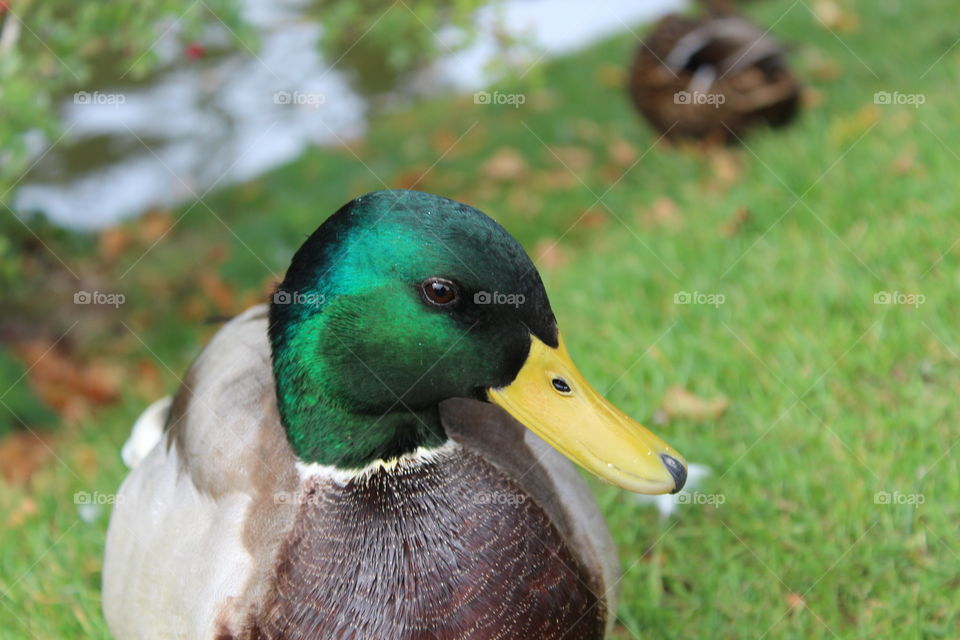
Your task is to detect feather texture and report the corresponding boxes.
[103,305,619,639]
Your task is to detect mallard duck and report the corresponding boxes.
[103,190,687,639]
[629,2,800,142]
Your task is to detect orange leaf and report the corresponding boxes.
[199,271,235,315]
[483,148,528,182]
[99,228,134,262]
[660,385,729,422]
[721,206,751,237]
[12,341,121,414]
[533,239,569,270]
[0,431,54,486]
[138,210,176,244]
[638,197,684,230]
[785,592,807,611]
[608,138,638,168]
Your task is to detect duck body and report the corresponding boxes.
[104,306,616,639]
[104,191,688,639]
[629,11,800,142]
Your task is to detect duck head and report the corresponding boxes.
[269,190,686,494]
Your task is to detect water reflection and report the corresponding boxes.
[15,0,683,230]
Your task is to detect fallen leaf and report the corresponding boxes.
[7,496,38,528]
[814,1,860,32]
[608,138,638,168]
[578,208,608,230]
[721,206,751,236]
[12,341,121,413]
[813,1,841,25]
[199,271,235,314]
[710,150,742,186]
[98,229,134,262]
[549,146,593,173]
[207,244,229,264]
[638,197,684,230]
[893,147,917,174]
[181,296,208,321]
[0,431,54,486]
[660,386,729,422]
[703,149,743,195]
[431,130,457,155]
[138,210,175,244]
[483,148,528,182]
[72,444,99,476]
[133,359,164,400]
[785,592,807,611]
[392,167,430,190]
[533,239,569,269]
[802,87,826,108]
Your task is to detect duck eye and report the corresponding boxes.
[552,377,572,394]
[420,277,459,307]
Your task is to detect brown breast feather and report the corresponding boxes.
[241,448,605,640]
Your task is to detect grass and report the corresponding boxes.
[2,0,959,637]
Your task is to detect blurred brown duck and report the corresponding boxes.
[629,0,801,142]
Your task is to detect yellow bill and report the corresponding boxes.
[488,334,687,494]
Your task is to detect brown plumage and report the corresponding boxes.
[628,6,801,142]
[244,449,603,640]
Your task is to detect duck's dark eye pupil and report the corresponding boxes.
[552,378,571,393]
[422,278,458,306]
[432,283,450,300]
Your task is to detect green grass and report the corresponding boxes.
[2,0,959,637]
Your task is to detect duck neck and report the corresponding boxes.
[280,395,448,469]
[271,331,448,469]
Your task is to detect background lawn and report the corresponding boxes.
[1,0,958,637]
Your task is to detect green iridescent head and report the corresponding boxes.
[268,190,688,494]
[268,190,557,468]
